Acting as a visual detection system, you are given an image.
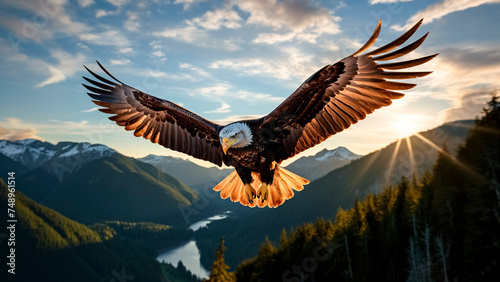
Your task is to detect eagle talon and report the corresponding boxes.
[257,183,268,203]
[244,184,256,203]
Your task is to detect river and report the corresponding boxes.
[156,212,230,279]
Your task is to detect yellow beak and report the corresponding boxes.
[222,138,235,154]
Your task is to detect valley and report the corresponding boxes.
[0,119,478,280]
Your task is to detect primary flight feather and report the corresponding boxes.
[83,19,436,208]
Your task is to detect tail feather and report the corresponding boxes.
[213,165,310,208]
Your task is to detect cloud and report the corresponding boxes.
[151,50,166,58]
[77,0,95,8]
[179,63,210,77]
[0,0,90,43]
[392,0,500,31]
[441,88,497,123]
[174,0,206,10]
[0,118,42,140]
[187,7,242,30]
[194,83,284,102]
[152,25,242,50]
[150,41,163,49]
[370,0,413,4]
[238,0,339,32]
[209,47,316,80]
[402,45,500,123]
[204,102,231,114]
[106,0,129,7]
[0,16,54,43]
[119,47,133,54]
[95,9,119,18]
[253,32,296,44]
[418,45,500,95]
[80,29,130,47]
[0,42,87,88]
[37,49,87,87]
[213,115,264,125]
[109,59,131,65]
[152,26,205,44]
[237,0,340,44]
[0,117,119,141]
[81,107,100,113]
[124,11,140,31]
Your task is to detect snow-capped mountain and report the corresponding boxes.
[285,147,362,181]
[138,154,231,189]
[0,139,116,180]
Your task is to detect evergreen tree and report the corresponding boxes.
[280,228,288,247]
[206,238,235,282]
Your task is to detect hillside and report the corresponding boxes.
[0,153,28,182]
[0,179,196,282]
[138,154,231,190]
[37,154,202,225]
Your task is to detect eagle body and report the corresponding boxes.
[83,19,436,208]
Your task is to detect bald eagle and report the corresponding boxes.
[83,19,436,208]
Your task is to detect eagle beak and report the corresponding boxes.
[222,137,236,154]
[222,138,230,154]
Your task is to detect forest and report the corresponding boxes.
[205,96,500,281]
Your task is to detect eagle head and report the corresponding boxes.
[219,123,253,154]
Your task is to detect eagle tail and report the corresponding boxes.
[213,165,310,208]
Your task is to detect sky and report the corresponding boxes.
[0,0,499,167]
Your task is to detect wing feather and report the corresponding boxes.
[259,19,436,162]
[83,63,226,166]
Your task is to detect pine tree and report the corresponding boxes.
[206,238,234,282]
[280,228,288,248]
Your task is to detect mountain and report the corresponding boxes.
[285,147,361,181]
[137,154,231,190]
[32,153,204,225]
[0,139,116,181]
[0,179,195,282]
[195,120,475,268]
[0,139,226,225]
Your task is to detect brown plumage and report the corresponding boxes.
[83,19,436,208]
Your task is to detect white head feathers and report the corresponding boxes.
[219,123,253,148]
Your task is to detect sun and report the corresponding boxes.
[391,115,421,138]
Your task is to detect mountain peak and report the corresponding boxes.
[286,146,362,181]
[0,138,116,170]
[138,154,189,165]
[315,147,360,162]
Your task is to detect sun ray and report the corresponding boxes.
[384,138,402,186]
[405,136,419,181]
[414,133,480,177]
[352,150,383,187]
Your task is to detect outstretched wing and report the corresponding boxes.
[260,19,437,163]
[83,62,227,166]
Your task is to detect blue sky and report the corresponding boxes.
[0,0,499,167]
